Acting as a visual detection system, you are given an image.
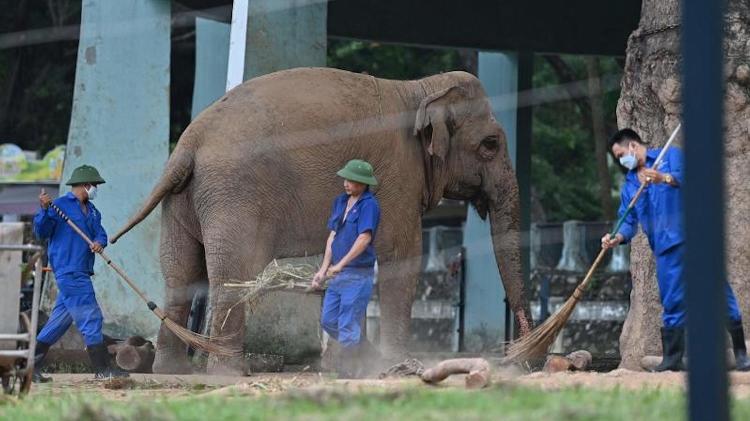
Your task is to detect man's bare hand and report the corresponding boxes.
[601,233,624,250]
[326,264,343,278]
[311,269,327,290]
[39,188,52,209]
[90,242,103,254]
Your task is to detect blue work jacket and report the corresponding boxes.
[617,147,684,256]
[327,190,381,270]
[33,192,107,277]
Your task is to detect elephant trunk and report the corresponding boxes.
[487,176,533,338]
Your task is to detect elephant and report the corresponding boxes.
[111,67,532,374]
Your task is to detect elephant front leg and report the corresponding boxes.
[376,253,422,362]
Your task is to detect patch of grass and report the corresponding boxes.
[3,385,750,421]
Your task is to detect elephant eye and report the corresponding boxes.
[479,136,499,159]
[481,136,499,151]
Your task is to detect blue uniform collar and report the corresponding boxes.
[626,148,662,178]
[339,189,374,205]
[65,191,96,214]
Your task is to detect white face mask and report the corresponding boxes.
[619,144,638,170]
[85,185,98,201]
[619,153,638,170]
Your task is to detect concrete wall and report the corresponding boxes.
[59,0,170,339]
[0,223,23,349]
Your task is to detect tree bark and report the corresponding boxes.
[617,0,750,369]
[115,343,155,373]
[111,336,155,373]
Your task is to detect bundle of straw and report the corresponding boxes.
[221,259,323,329]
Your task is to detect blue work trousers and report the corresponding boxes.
[37,272,104,347]
[321,269,374,348]
[657,244,741,328]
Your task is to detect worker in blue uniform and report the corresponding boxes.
[32,165,128,381]
[312,159,381,378]
[602,129,750,372]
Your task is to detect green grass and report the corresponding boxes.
[2,385,749,421]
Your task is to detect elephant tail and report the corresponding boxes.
[110,139,196,244]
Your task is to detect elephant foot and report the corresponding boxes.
[207,354,245,377]
[152,351,193,374]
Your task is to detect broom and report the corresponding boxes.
[503,123,682,363]
[48,203,239,356]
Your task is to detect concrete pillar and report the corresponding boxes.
[226,0,249,91]
[463,51,533,349]
[556,221,589,272]
[192,18,230,119]
[244,0,327,80]
[61,0,170,339]
[462,52,519,351]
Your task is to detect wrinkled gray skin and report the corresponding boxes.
[112,67,532,375]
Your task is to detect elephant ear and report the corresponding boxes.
[413,86,467,161]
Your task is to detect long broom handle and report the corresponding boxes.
[573,124,682,297]
[48,203,167,320]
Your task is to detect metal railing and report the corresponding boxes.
[0,244,42,376]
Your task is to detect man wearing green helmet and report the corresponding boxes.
[31,164,128,381]
[312,159,381,378]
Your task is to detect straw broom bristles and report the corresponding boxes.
[161,314,240,357]
[503,247,609,363]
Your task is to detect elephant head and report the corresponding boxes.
[413,76,532,336]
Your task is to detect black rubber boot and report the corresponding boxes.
[651,326,685,372]
[86,343,129,380]
[32,341,53,383]
[728,320,750,371]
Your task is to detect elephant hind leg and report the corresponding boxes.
[153,217,207,374]
[202,222,274,376]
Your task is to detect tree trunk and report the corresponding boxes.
[586,56,615,219]
[617,0,750,369]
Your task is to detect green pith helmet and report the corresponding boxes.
[65,164,106,186]
[336,159,378,186]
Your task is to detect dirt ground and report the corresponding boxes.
[27,367,750,400]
